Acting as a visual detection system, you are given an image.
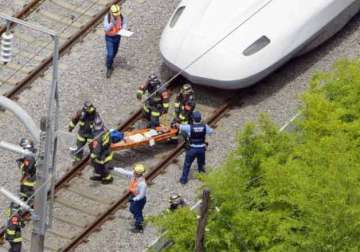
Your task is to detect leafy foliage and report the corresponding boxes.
[150,208,197,252]
[152,59,360,251]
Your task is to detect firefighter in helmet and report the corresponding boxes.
[90,127,114,184]
[136,74,170,128]
[0,202,23,246]
[5,210,24,252]
[68,101,99,161]
[172,84,196,125]
[168,193,186,212]
[17,138,36,204]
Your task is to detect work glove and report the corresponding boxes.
[68,126,73,132]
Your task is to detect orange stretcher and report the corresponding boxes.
[111,126,178,151]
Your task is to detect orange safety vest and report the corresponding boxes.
[128,176,144,195]
[106,15,122,36]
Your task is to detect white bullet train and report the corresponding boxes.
[160,0,360,89]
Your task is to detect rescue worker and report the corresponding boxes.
[114,164,147,233]
[177,111,213,184]
[92,116,105,140]
[168,193,186,211]
[17,138,36,204]
[68,101,99,162]
[5,212,23,252]
[136,74,170,128]
[104,4,127,78]
[90,128,114,184]
[0,203,22,246]
[172,84,196,125]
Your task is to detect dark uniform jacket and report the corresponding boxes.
[174,94,196,124]
[5,216,23,243]
[137,80,170,113]
[90,131,113,165]
[16,155,36,187]
[69,110,98,137]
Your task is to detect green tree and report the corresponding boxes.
[152,59,360,251]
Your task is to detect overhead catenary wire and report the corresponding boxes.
[2,0,273,232]
[1,0,103,87]
[70,0,274,159]
[145,0,273,102]
[0,175,52,231]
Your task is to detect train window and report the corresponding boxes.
[170,6,185,28]
[243,36,271,56]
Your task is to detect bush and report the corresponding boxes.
[152,59,360,251]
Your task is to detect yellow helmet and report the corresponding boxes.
[134,163,145,174]
[111,4,121,16]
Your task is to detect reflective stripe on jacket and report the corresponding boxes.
[18,157,36,187]
[5,221,22,243]
[91,131,113,164]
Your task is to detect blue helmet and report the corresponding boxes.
[192,111,202,123]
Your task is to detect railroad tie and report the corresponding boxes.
[49,0,95,17]
[22,236,58,251]
[52,214,87,229]
[76,176,124,194]
[38,10,83,29]
[55,198,100,217]
[47,229,74,240]
[65,186,114,205]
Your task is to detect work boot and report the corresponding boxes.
[106,67,113,79]
[130,225,143,233]
[90,175,103,181]
[101,175,114,184]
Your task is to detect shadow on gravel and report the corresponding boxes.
[114,56,135,71]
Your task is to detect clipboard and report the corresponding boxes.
[117,29,134,37]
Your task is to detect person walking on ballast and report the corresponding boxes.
[177,111,213,185]
[114,164,147,233]
[104,4,127,78]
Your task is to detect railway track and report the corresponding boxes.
[0,84,234,251]
[0,0,124,99]
[0,1,237,251]
[60,96,233,252]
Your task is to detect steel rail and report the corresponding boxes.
[54,108,142,192]
[53,79,181,191]
[3,0,124,99]
[0,85,177,243]
[61,96,235,251]
[0,0,45,35]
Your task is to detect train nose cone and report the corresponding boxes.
[161,33,261,89]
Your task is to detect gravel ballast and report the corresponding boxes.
[0,1,359,252]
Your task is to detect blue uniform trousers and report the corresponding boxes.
[129,197,146,227]
[180,147,206,184]
[105,35,121,69]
